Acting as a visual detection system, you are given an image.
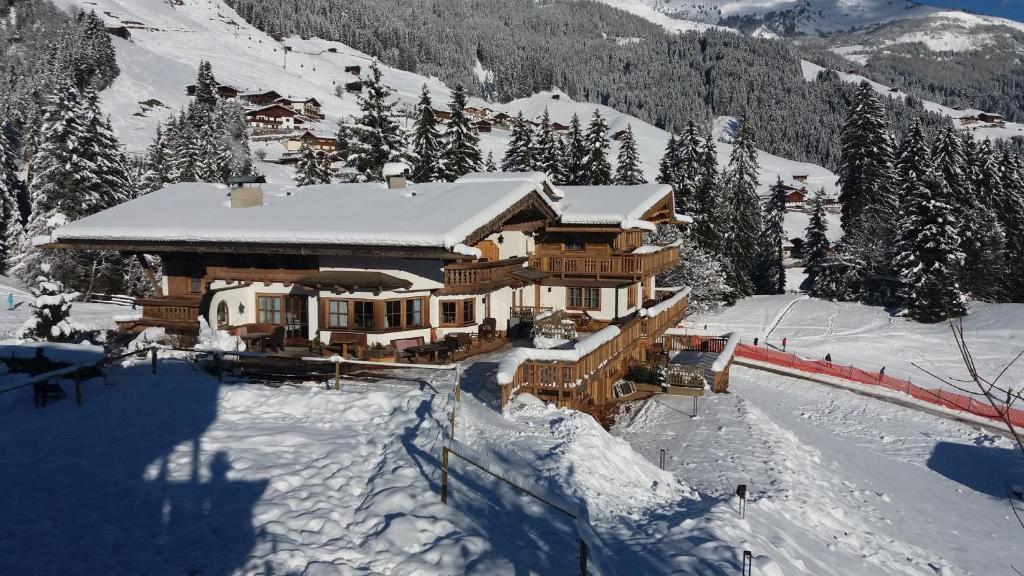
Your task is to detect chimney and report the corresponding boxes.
[382,162,411,189]
[227,175,267,208]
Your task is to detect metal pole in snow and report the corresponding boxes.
[742,550,753,575]
[736,484,747,519]
[693,395,698,417]
[659,448,666,470]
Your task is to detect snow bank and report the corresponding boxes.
[194,318,245,352]
[637,286,691,318]
[711,332,741,372]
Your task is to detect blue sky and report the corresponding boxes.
[925,0,1024,21]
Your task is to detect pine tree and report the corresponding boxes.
[484,151,497,172]
[811,253,858,301]
[582,110,611,185]
[410,85,442,183]
[502,112,535,172]
[674,121,701,214]
[756,177,786,294]
[139,124,169,193]
[657,134,678,187]
[81,87,134,206]
[0,120,24,273]
[613,124,646,185]
[295,141,322,186]
[895,122,932,190]
[932,124,986,294]
[193,60,218,109]
[563,113,587,185]
[535,108,562,181]
[997,152,1024,301]
[802,190,830,292]
[439,84,482,181]
[648,224,731,314]
[894,171,966,322]
[691,135,722,255]
[838,82,897,235]
[345,61,408,182]
[721,117,761,298]
[19,262,77,342]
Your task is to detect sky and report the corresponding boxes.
[926,0,1024,21]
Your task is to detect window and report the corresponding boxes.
[441,301,457,325]
[405,298,423,327]
[567,287,600,310]
[258,295,282,324]
[353,301,375,330]
[327,300,348,328]
[190,276,203,292]
[462,299,475,324]
[216,301,229,327]
[385,300,402,328]
[564,235,585,251]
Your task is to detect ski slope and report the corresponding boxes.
[614,366,1024,575]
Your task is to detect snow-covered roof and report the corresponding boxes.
[50,179,552,252]
[558,184,671,227]
[49,174,674,253]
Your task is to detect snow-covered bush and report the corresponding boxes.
[194,317,245,352]
[19,263,78,342]
[649,224,732,314]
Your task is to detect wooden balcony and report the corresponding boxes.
[134,296,202,330]
[529,246,678,279]
[441,257,529,292]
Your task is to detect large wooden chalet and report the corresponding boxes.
[46,170,683,343]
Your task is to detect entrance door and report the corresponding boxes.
[283,295,309,344]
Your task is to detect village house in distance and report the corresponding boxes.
[43,171,693,410]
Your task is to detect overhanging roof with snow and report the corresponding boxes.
[44,174,673,257]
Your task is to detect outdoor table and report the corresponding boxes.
[406,343,450,363]
[240,331,270,352]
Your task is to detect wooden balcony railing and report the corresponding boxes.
[135,296,202,328]
[443,257,528,287]
[502,290,690,409]
[529,246,678,278]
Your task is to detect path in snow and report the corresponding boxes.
[614,366,1024,575]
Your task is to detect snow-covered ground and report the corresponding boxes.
[687,294,1024,394]
[613,366,1024,575]
[0,275,129,341]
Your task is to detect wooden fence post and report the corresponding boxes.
[151,347,157,375]
[74,371,82,406]
[334,359,341,391]
[579,538,588,576]
[449,410,455,439]
[441,446,450,504]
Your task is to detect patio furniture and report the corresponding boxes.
[239,330,271,352]
[392,337,425,362]
[405,342,450,363]
[479,317,497,342]
[266,326,285,353]
[323,332,363,359]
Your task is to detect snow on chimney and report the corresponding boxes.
[383,162,411,189]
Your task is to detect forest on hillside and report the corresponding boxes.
[224,0,960,171]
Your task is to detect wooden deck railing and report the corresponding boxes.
[135,296,202,328]
[529,246,678,278]
[503,291,689,409]
[443,257,528,287]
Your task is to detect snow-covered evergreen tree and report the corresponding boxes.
[193,60,218,109]
[720,117,761,298]
[657,134,678,187]
[997,152,1024,301]
[563,113,587,185]
[502,112,535,172]
[582,110,611,185]
[838,81,897,235]
[894,171,966,322]
[756,177,786,294]
[409,85,442,183]
[439,84,481,181]
[484,151,497,172]
[673,121,701,214]
[295,141,327,186]
[613,124,646,185]
[345,61,408,182]
[535,108,562,182]
[647,224,731,314]
[811,253,858,301]
[0,120,24,273]
[139,124,169,194]
[802,190,830,292]
[691,135,721,255]
[19,262,77,342]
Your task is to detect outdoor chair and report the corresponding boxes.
[392,337,424,362]
[479,318,497,342]
[267,326,285,353]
